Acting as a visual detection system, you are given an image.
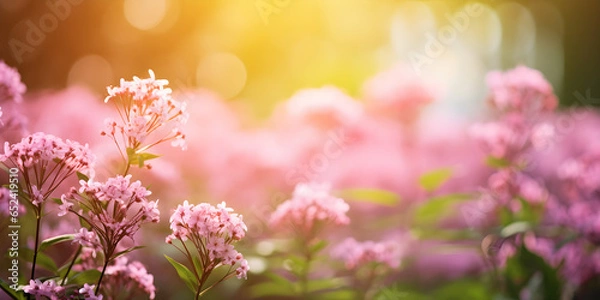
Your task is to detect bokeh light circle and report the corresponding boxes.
[196,52,247,100]
[67,55,113,91]
[123,0,167,31]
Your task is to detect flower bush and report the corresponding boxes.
[2,59,600,300]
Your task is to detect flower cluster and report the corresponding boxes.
[467,66,556,223]
[102,256,156,299]
[471,66,558,163]
[547,148,600,243]
[486,65,558,114]
[470,115,555,162]
[22,280,102,300]
[363,64,434,123]
[332,237,404,270]
[73,227,101,250]
[102,69,188,159]
[167,200,249,280]
[22,279,64,300]
[60,175,160,259]
[0,61,28,142]
[278,86,363,129]
[0,132,95,208]
[487,169,549,207]
[270,183,350,236]
[0,60,26,103]
[1,132,95,172]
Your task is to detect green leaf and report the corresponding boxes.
[431,279,493,300]
[337,188,399,206]
[413,194,471,227]
[39,234,75,252]
[285,254,308,276]
[192,255,203,279]
[313,289,356,300]
[500,222,531,238]
[504,244,562,300]
[375,284,429,300]
[309,240,328,255]
[412,228,479,241]
[263,272,293,288]
[0,278,24,300]
[164,255,198,293]
[76,171,89,182]
[514,197,542,225]
[520,246,561,300]
[307,278,345,293]
[112,246,144,259]
[68,269,101,285]
[127,148,160,168]
[486,156,511,169]
[250,281,297,298]
[21,249,57,273]
[419,168,453,192]
[499,207,514,227]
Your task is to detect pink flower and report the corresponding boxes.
[166,200,249,286]
[0,61,27,143]
[236,258,250,279]
[332,237,405,270]
[165,200,248,278]
[0,132,95,208]
[78,283,103,300]
[363,64,434,123]
[103,256,156,299]
[102,69,188,158]
[486,65,558,113]
[274,86,362,130]
[518,176,548,204]
[1,132,95,172]
[270,183,350,235]
[469,121,524,159]
[530,123,555,150]
[0,61,26,104]
[57,195,74,216]
[30,185,44,207]
[61,175,159,259]
[22,279,65,300]
[73,228,100,249]
[485,169,548,209]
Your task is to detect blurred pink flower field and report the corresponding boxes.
[2,59,600,299]
[1,1,600,299]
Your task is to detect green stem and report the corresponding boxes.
[196,271,237,299]
[359,265,378,300]
[195,285,201,300]
[95,256,111,294]
[123,163,131,176]
[61,246,82,285]
[30,210,42,281]
[299,239,314,299]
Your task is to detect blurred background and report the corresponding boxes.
[0,0,599,120]
[2,1,600,299]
